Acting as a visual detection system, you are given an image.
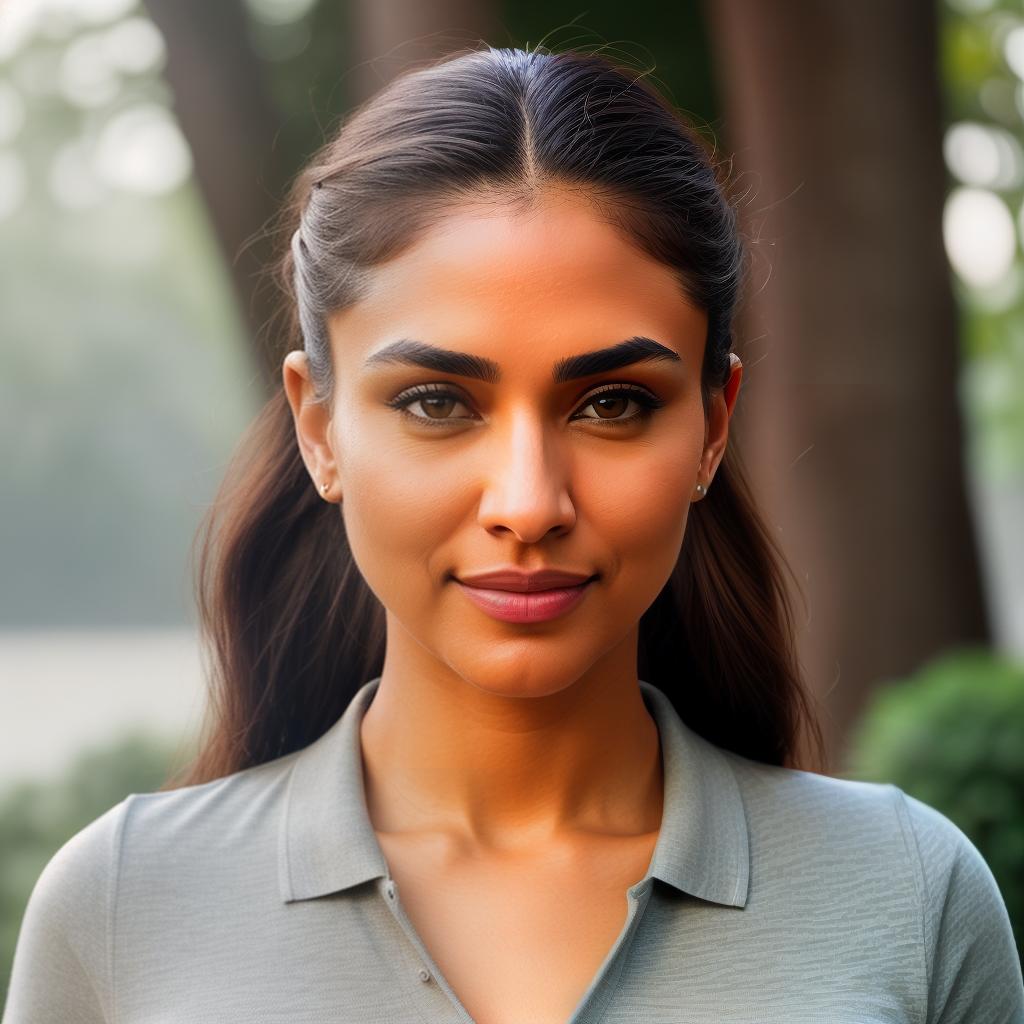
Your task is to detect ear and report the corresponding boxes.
[282,350,338,493]
[701,352,743,483]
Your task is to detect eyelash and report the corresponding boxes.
[386,382,666,429]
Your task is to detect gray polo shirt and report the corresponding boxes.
[4,677,1023,1023]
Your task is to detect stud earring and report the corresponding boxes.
[695,482,706,497]
[320,481,330,494]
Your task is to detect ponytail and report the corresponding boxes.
[640,440,826,770]
[167,391,384,787]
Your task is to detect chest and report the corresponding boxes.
[376,830,660,1024]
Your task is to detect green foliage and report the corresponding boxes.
[843,646,1024,959]
[941,10,998,98]
[0,732,177,996]
[940,0,1024,480]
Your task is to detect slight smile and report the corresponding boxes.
[453,574,599,624]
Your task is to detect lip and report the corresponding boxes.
[452,567,598,624]
[455,567,597,591]
[455,578,595,623]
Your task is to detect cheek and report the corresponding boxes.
[577,438,697,548]
[572,428,700,615]
[335,433,457,596]
[570,383,704,511]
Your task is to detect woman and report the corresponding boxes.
[5,43,1022,1024]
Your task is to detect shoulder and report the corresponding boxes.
[21,795,129,931]
[721,751,1024,1021]
[4,798,128,1021]
[17,746,300,923]
[722,747,999,894]
[4,751,303,1022]
[721,744,914,848]
[97,748,305,904]
[723,747,1008,899]
[23,751,301,929]
[119,747,302,843]
[15,794,131,954]
[894,789,1024,1022]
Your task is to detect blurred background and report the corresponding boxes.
[2,0,1023,985]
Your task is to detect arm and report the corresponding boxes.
[2,799,129,1024]
[894,788,1024,1024]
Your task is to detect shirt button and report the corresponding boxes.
[385,882,395,899]
[417,967,431,983]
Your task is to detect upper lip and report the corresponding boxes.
[455,567,597,591]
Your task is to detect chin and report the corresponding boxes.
[448,654,590,701]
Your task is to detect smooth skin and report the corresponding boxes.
[283,184,742,1024]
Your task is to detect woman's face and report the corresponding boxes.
[284,186,741,700]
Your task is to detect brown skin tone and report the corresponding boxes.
[283,185,742,1024]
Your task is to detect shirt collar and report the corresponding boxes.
[280,677,750,909]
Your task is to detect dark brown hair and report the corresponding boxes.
[166,42,827,789]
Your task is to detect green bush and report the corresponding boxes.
[0,732,177,999]
[843,645,1024,961]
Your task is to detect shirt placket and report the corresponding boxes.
[379,875,475,1024]
[377,873,655,1024]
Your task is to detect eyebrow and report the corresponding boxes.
[362,335,682,384]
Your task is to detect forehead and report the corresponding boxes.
[327,189,706,368]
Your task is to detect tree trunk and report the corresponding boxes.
[702,0,990,759]
[144,0,290,392]
[347,0,500,106]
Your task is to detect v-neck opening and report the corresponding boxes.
[379,872,656,1024]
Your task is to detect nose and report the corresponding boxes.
[476,411,577,544]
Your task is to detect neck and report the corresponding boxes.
[358,633,663,852]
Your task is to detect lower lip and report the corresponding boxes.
[455,579,595,623]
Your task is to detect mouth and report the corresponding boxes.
[453,576,597,624]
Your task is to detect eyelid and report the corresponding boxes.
[387,380,664,424]
[581,382,655,401]
[387,382,475,414]
[571,383,666,421]
[389,379,660,405]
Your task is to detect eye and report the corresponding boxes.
[386,382,666,428]
[571,384,665,425]
[386,383,476,426]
